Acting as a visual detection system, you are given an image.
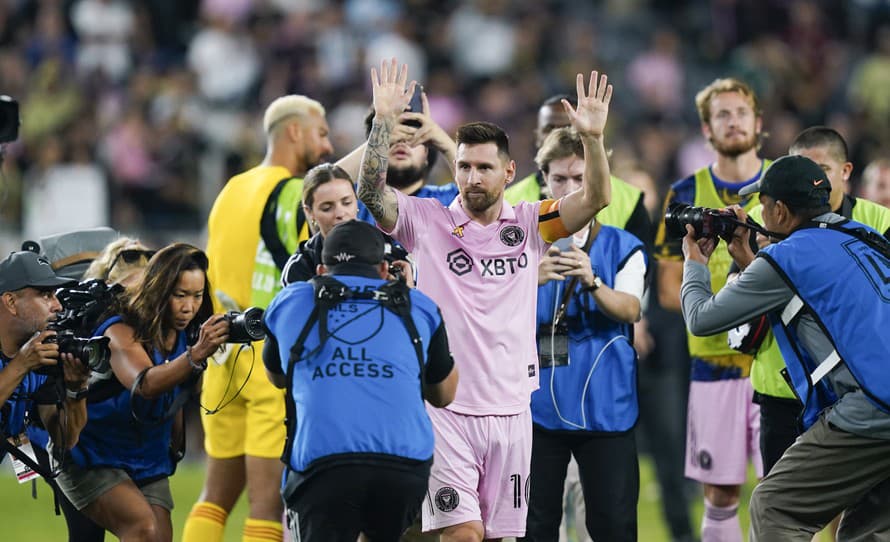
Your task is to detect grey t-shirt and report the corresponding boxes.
[680,218,890,439]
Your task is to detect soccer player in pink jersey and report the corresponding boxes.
[357,58,614,541]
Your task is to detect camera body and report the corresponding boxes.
[223,307,266,343]
[0,95,20,144]
[40,279,119,376]
[664,202,738,241]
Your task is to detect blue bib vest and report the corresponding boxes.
[760,220,890,429]
[1,355,47,462]
[265,275,441,473]
[69,316,189,481]
[531,226,645,432]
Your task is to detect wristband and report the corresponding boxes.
[66,387,89,401]
[187,346,207,372]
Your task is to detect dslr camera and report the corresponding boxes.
[664,203,739,241]
[223,307,266,343]
[42,279,119,376]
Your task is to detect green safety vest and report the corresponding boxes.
[686,165,767,362]
[504,173,642,230]
[749,196,890,398]
[250,177,311,308]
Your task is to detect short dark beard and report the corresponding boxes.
[462,187,500,214]
[386,164,425,190]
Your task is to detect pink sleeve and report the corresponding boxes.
[383,190,433,253]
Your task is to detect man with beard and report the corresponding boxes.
[654,78,769,542]
[360,99,459,206]
[185,95,345,542]
[358,59,614,541]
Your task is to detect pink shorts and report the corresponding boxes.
[421,407,532,538]
[685,378,763,485]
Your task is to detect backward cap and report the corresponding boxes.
[738,155,831,208]
[322,220,385,271]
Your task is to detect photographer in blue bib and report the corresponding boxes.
[0,251,90,479]
[523,127,647,542]
[53,244,231,542]
[263,220,458,541]
[680,155,890,540]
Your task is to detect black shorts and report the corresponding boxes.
[285,459,431,542]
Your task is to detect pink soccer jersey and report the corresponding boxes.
[387,190,567,415]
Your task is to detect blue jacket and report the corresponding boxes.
[761,220,890,429]
[69,316,189,481]
[1,355,48,462]
[265,275,443,472]
[531,226,645,432]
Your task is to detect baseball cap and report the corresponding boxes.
[0,251,76,294]
[322,220,385,275]
[738,155,831,208]
[37,227,120,279]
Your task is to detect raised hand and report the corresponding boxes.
[563,71,612,138]
[392,91,457,166]
[371,58,416,121]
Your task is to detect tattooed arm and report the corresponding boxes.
[357,58,415,231]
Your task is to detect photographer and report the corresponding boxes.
[0,251,90,461]
[680,155,890,540]
[525,128,647,542]
[264,220,457,541]
[54,244,229,542]
[281,163,413,286]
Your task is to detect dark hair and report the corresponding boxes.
[363,109,439,179]
[124,243,213,355]
[541,94,575,108]
[455,121,510,160]
[302,163,354,209]
[789,126,849,163]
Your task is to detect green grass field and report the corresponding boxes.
[0,455,759,541]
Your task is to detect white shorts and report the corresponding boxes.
[422,407,532,538]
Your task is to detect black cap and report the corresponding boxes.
[738,155,831,208]
[322,220,385,274]
[0,251,76,294]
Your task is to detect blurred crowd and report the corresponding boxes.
[2,0,890,244]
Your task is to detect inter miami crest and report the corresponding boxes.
[435,486,460,512]
[499,225,525,247]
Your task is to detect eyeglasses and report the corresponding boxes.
[107,249,156,276]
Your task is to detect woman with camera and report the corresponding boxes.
[281,162,412,285]
[55,243,229,542]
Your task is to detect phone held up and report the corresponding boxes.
[403,85,424,127]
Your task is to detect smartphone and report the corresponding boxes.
[407,84,424,114]
[552,237,573,252]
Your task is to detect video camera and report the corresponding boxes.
[0,95,20,144]
[39,279,120,376]
[223,307,266,343]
